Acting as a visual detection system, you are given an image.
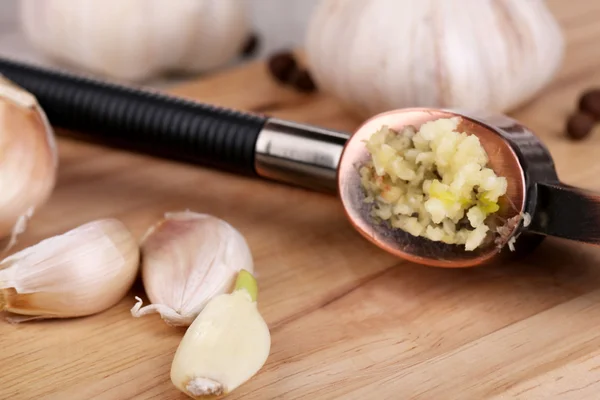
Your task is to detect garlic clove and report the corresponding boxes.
[0,218,140,322]
[131,211,254,327]
[170,269,271,399]
[0,75,58,250]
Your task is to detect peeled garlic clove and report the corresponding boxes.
[131,211,254,327]
[0,219,140,322]
[305,0,565,118]
[170,269,271,399]
[0,75,57,248]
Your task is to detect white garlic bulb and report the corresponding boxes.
[305,0,565,118]
[0,75,57,249]
[19,0,252,82]
[131,211,254,327]
[0,219,140,323]
[170,270,271,399]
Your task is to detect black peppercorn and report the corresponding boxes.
[267,52,298,84]
[578,89,600,119]
[241,33,260,58]
[566,112,595,140]
[290,70,317,93]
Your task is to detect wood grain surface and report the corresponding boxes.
[3,1,600,399]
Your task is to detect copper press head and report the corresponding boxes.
[337,108,592,268]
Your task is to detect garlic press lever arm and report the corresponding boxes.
[528,182,600,245]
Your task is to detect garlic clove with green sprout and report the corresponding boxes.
[0,75,58,250]
[0,218,140,322]
[170,269,271,399]
[19,0,252,82]
[304,0,565,118]
[130,211,254,327]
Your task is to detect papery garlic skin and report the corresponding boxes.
[170,270,271,399]
[131,211,254,327]
[305,0,565,118]
[0,76,57,247]
[0,219,140,322]
[19,0,251,82]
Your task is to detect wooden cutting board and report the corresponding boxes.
[4,1,600,399]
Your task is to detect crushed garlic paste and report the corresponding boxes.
[359,117,508,251]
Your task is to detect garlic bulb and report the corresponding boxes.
[0,75,57,249]
[170,269,271,399]
[131,211,254,327]
[305,0,565,118]
[19,0,252,82]
[0,219,140,322]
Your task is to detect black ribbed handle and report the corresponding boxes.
[0,57,267,176]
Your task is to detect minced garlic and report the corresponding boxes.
[359,117,508,251]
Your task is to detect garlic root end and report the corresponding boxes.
[186,377,225,398]
[130,296,193,327]
[2,206,35,255]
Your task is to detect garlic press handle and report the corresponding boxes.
[0,57,267,176]
[0,57,350,193]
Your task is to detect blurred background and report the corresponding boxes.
[0,0,320,88]
[0,0,571,121]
